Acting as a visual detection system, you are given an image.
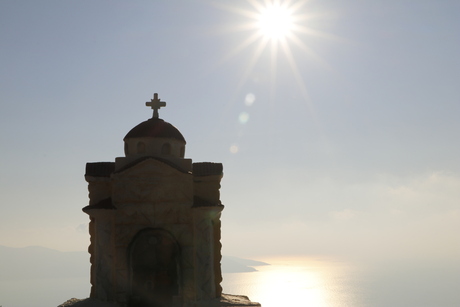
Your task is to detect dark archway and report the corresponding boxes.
[128,229,180,307]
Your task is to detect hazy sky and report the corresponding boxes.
[1,0,459,262]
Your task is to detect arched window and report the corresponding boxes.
[137,142,145,154]
[161,143,172,156]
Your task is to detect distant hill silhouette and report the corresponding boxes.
[0,245,268,280]
[0,245,89,280]
[221,256,269,273]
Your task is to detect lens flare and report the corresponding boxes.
[239,112,250,124]
[245,93,256,106]
[230,144,239,154]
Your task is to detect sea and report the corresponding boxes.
[1,256,459,307]
[221,256,460,307]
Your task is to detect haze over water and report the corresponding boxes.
[222,256,460,307]
[1,253,458,307]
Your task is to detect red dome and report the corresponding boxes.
[124,118,186,143]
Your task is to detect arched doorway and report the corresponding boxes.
[128,229,180,307]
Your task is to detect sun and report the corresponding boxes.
[257,3,294,40]
[211,0,336,154]
[214,0,334,119]
[217,0,318,94]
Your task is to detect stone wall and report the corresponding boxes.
[84,158,226,306]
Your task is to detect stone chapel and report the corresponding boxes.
[82,94,260,307]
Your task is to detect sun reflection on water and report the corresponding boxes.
[251,265,325,306]
[222,256,357,307]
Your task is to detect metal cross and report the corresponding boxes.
[146,93,166,118]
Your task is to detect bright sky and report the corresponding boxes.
[0,0,459,263]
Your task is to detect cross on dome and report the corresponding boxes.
[146,93,166,118]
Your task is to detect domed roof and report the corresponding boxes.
[124,118,186,143]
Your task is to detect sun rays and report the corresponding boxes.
[210,0,336,154]
[215,0,331,103]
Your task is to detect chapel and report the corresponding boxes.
[82,94,260,307]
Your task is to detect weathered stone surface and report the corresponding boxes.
[206,294,261,306]
[81,95,260,306]
[112,159,193,204]
[86,179,112,206]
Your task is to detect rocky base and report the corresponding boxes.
[57,298,117,307]
[58,294,261,307]
[191,294,261,306]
